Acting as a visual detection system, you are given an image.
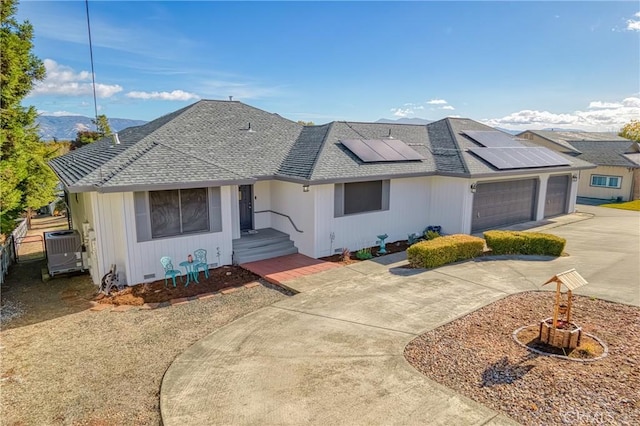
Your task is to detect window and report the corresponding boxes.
[590,175,621,189]
[134,187,222,242]
[334,180,390,217]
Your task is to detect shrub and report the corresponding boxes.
[483,230,566,256]
[407,234,484,268]
[340,247,351,262]
[356,247,373,260]
[424,230,440,240]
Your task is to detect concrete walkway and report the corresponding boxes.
[161,206,639,425]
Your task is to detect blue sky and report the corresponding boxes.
[18,1,640,131]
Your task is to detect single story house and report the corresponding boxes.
[518,130,640,201]
[49,100,594,287]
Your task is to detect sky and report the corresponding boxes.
[17,0,640,131]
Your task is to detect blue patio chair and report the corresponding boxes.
[160,256,182,287]
[193,248,209,279]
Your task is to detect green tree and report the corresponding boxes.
[93,114,112,136]
[72,130,103,149]
[71,114,111,149]
[619,120,640,142]
[1,0,57,233]
[297,120,315,126]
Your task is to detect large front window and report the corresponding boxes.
[590,175,621,189]
[134,187,221,242]
[150,188,209,238]
[334,180,390,217]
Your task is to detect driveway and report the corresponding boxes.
[160,206,639,425]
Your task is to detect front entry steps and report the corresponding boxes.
[232,228,298,264]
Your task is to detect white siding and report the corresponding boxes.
[86,186,235,286]
[269,181,315,255]
[426,176,473,234]
[253,181,272,229]
[313,177,431,258]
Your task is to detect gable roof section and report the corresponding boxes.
[567,141,640,167]
[277,123,331,180]
[50,100,303,192]
[436,118,594,176]
[520,130,630,155]
[302,121,437,182]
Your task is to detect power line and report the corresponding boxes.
[85,0,99,126]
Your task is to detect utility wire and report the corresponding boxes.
[85,0,99,127]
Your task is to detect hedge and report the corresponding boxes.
[407,234,485,269]
[483,230,566,256]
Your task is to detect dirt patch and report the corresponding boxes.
[405,292,640,425]
[320,239,411,265]
[101,266,262,305]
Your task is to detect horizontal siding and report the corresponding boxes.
[313,177,431,258]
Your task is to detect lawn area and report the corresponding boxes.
[600,199,640,211]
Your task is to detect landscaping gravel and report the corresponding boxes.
[405,292,640,425]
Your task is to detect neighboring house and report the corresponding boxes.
[49,100,593,287]
[518,130,640,201]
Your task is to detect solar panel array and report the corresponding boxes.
[463,130,524,148]
[469,147,571,170]
[340,139,424,162]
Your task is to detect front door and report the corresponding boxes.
[238,185,253,231]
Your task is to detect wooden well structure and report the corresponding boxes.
[539,268,588,349]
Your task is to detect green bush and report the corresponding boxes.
[407,234,485,268]
[483,230,566,256]
[424,230,440,240]
[356,247,373,260]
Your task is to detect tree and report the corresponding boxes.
[297,120,315,126]
[71,130,103,149]
[93,114,112,136]
[71,114,111,149]
[619,120,640,142]
[1,0,57,233]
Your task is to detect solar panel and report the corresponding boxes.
[340,139,424,162]
[464,130,524,148]
[469,147,571,170]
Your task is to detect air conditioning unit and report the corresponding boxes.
[44,230,84,276]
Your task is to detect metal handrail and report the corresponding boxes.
[254,210,304,233]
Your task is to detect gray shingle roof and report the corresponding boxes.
[49,101,596,193]
[567,141,639,167]
[50,100,302,191]
[303,121,437,182]
[435,118,594,176]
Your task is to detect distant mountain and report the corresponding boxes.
[36,115,148,141]
[494,127,520,135]
[375,117,433,125]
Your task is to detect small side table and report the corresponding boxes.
[179,261,200,287]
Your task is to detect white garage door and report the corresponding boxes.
[544,175,569,217]
[471,179,538,232]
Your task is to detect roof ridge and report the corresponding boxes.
[306,122,333,180]
[443,118,469,174]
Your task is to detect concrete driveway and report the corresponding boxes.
[160,206,639,425]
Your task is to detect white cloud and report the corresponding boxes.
[391,108,412,118]
[126,90,200,101]
[441,105,455,111]
[427,99,448,105]
[627,11,640,31]
[31,59,123,98]
[39,110,84,117]
[482,96,640,131]
[588,101,622,109]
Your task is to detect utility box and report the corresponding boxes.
[44,230,84,276]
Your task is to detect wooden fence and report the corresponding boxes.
[0,220,28,285]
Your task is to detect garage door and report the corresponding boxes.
[471,179,538,232]
[544,175,569,217]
